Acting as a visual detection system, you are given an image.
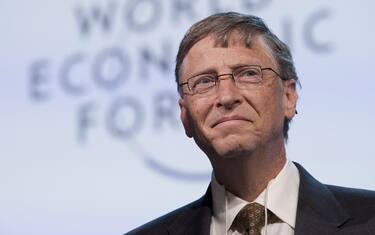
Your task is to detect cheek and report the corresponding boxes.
[187,98,212,130]
[257,85,285,124]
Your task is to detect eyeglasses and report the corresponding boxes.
[179,65,287,95]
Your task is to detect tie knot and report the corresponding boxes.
[230,202,282,235]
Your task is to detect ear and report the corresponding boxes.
[179,98,193,138]
[283,80,298,120]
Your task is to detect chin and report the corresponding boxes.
[216,149,248,159]
[211,135,260,159]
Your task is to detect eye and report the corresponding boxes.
[235,66,261,82]
[189,75,216,92]
[192,75,215,87]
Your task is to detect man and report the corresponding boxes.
[126,12,375,235]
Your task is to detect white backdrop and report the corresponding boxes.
[1,1,374,234]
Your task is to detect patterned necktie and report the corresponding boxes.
[230,202,282,235]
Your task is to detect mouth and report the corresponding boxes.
[211,116,251,128]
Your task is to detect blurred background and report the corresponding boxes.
[1,0,374,234]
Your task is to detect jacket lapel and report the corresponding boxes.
[166,186,212,235]
[294,162,351,235]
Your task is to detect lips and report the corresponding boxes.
[211,115,251,128]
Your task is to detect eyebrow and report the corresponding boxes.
[187,68,218,79]
[187,62,260,78]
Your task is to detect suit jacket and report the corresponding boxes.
[125,163,375,235]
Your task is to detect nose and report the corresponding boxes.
[215,75,242,110]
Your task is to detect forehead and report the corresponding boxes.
[180,34,276,80]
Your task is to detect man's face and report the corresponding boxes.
[178,34,297,159]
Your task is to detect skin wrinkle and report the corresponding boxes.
[178,33,275,85]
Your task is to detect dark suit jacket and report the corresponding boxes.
[125,163,375,234]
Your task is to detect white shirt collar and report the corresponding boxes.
[210,160,300,232]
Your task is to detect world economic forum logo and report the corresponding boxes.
[26,1,216,181]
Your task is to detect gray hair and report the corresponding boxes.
[175,12,299,140]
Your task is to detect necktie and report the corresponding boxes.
[230,202,282,235]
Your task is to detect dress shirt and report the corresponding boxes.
[210,160,300,235]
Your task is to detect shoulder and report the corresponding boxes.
[294,161,375,228]
[124,195,209,235]
[326,184,375,218]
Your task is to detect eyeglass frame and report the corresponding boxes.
[178,65,288,95]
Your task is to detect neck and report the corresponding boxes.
[211,139,286,202]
